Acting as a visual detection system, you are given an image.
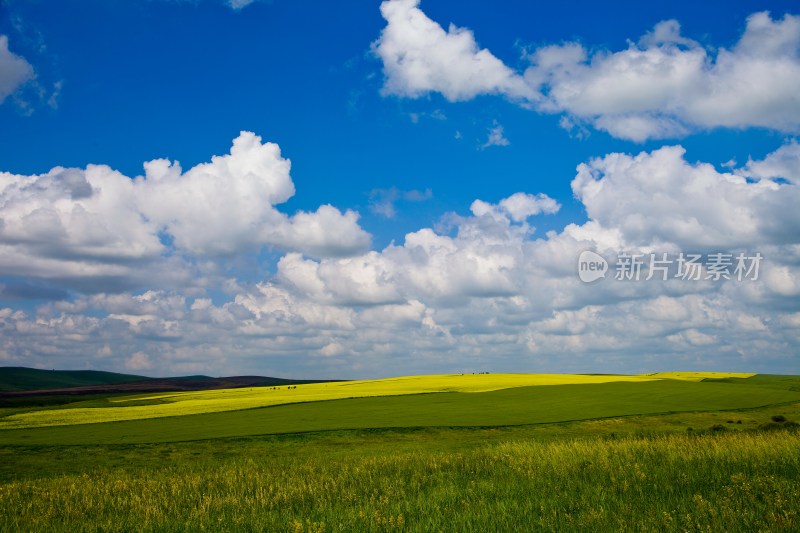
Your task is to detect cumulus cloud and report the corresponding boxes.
[275,191,561,308]
[0,35,34,104]
[471,192,560,222]
[0,164,166,287]
[372,0,535,101]
[1,144,798,377]
[0,132,371,290]
[136,132,370,257]
[742,140,800,184]
[570,144,800,249]
[249,144,798,373]
[373,3,800,141]
[526,11,800,141]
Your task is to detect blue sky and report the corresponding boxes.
[0,0,798,378]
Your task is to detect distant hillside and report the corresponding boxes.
[0,367,152,392]
[0,367,338,397]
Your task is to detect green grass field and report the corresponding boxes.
[0,372,765,431]
[1,378,798,445]
[0,372,664,429]
[1,372,799,531]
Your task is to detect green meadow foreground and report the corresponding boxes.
[1,372,799,531]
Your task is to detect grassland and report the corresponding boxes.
[1,378,798,445]
[0,372,757,430]
[1,372,799,531]
[1,423,798,531]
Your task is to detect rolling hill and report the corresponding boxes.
[0,367,152,392]
[0,366,334,396]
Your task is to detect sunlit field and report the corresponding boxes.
[0,372,662,429]
[2,373,800,531]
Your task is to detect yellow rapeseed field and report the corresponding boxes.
[0,373,658,429]
[0,372,751,429]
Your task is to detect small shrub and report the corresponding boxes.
[736,420,742,424]
[771,415,787,423]
[710,424,727,432]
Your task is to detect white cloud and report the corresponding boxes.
[742,140,800,184]
[526,11,800,141]
[260,144,799,373]
[372,0,535,101]
[136,132,370,257]
[0,35,33,104]
[278,191,560,306]
[0,163,167,286]
[373,4,800,141]
[274,205,371,258]
[638,19,700,49]
[480,121,510,149]
[570,144,800,249]
[0,132,371,290]
[136,131,296,254]
[471,192,560,223]
[1,144,798,377]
